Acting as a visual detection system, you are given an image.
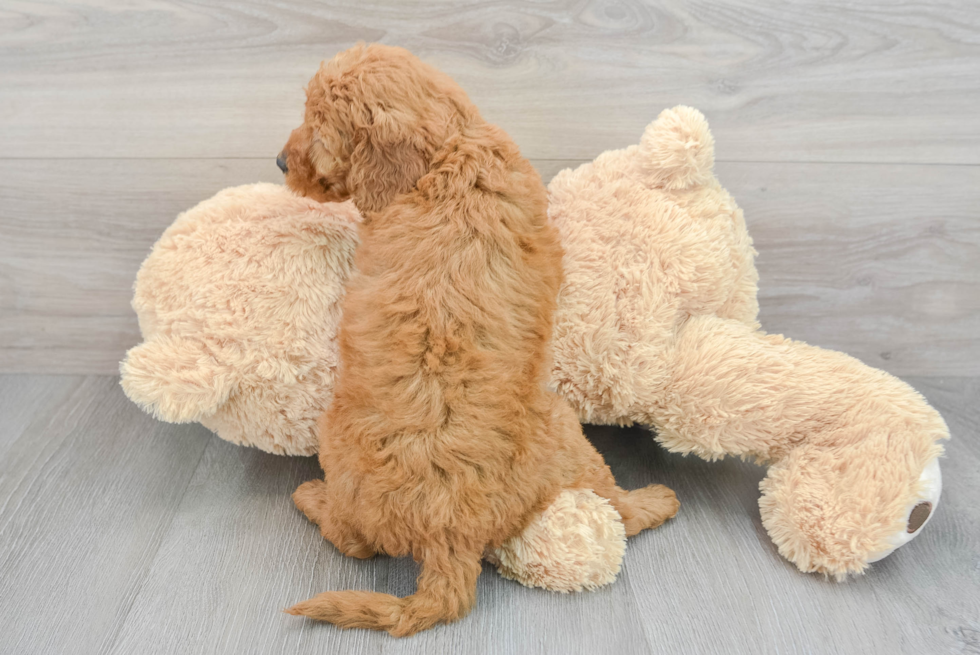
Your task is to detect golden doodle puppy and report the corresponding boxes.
[278,43,678,636]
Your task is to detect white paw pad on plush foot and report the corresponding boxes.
[867,458,943,563]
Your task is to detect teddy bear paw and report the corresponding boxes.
[488,488,626,593]
[760,439,945,580]
[866,457,942,563]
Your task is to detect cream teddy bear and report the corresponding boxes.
[122,107,947,583]
[547,106,947,578]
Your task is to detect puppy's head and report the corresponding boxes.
[277,122,352,205]
[277,43,474,214]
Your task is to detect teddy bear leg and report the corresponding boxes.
[649,315,814,462]
[120,335,238,424]
[649,315,948,576]
[293,479,376,559]
[760,438,943,579]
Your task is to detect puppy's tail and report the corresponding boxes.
[285,541,482,637]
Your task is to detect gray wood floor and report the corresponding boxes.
[2,1,979,653]
[0,374,977,654]
[1,0,978,376]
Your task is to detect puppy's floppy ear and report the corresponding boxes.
[347,103,433,213]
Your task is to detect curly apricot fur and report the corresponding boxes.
[280,44,677,636]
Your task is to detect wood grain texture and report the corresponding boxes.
[106,435,654,655]
[0,158,280,375]
[0,375,976,654]
[722,161,980,376]
[0,375,212,655]
[1,0,979,163]
[1,158,976,375]
[2,0,978,375]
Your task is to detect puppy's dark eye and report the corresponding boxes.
[318,178,331,191]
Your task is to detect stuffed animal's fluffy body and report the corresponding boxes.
[122,104,947,583]
[547,107,948,579]
[121,184,358,455]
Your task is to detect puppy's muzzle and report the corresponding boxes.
[276,151,289,174]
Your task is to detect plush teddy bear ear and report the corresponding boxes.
[120,335,237,424]
[638,105,715,190]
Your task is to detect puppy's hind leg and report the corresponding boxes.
[549,392,679,538]
[292,479,376,559]
[582,465,678,536]
[611,484,680,537]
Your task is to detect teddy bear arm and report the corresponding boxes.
[652,314,946,455]
[760,436,944,579]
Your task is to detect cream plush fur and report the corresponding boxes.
[121,183,624,593]
[487,488,626,592]
[548,106,949,579]
[121,184,358,455]
[122,106,948,582]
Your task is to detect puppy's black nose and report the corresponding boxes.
[276,151,288,174]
